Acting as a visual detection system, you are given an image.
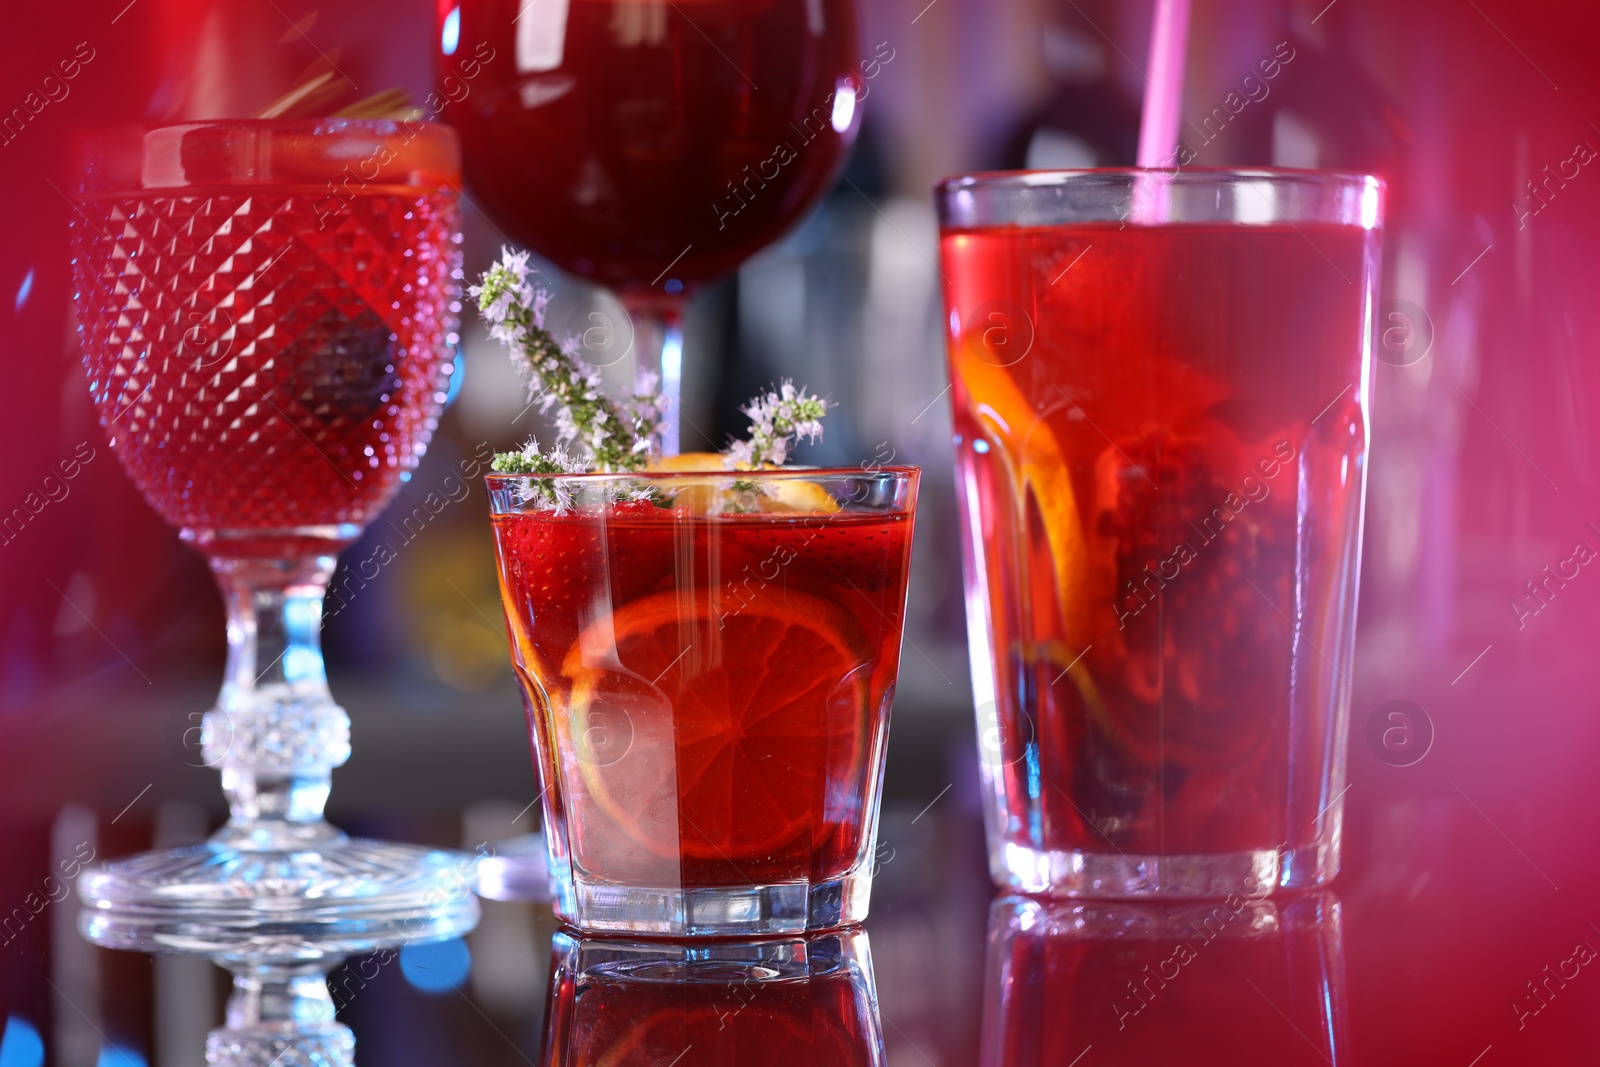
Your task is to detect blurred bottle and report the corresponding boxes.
[1001,2,1141,169]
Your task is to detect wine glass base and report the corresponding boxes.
[78,834,481,960]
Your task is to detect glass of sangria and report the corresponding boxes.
[544,928,884,1065]
[489,466,917,934]
[439,0,866,450]
[938,169,1384,897]
[69,120,478,966]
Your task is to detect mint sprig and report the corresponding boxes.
[490,440,584,475]
[471,250,831,488]
[470,251,658,473]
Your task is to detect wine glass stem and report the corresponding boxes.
[206,555,352,848]
[624,300,686,456]
[209,962,354,1067]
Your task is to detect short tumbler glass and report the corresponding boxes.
[488,467,918,935]
[937,169,1383,897]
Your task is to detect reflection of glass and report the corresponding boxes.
[69,120,477,1060]
[489,468,918,934]
[938,170,1384,897]
[441,0,864,449]
[545,929,885,1065]
[983,894,1346,1066]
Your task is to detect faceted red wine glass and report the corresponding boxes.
[69,119,479,1066]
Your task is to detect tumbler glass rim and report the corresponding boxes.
[486,464,921,486]
[935,167,1384,231]
[934,166,1384,194]
[485,465,921,518]
[75,117,461,194]
[79,115,458,138]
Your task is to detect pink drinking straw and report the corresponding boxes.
[1136,0,1193,168]
[1132,0,1192,223]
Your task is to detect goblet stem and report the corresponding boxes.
[206,960,354,1067]
[78,538,477,957]
[622,296,687,456]
[203,554,351,852]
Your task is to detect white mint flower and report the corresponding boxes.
[555,407,579,445]
[727,379,831,469]
[485,289,515,325]
[489,320,525,347]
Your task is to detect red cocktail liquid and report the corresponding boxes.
[75,187,459,557]
[944,221,1371,859]
[446,0,863,294]
[493,500,913,889]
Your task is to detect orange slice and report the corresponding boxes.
[951,336,1090,647]
[559,588,872,862]
[647,453,841,515]
[650,451,732,472]
[951,334,1105,729]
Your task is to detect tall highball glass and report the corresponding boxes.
[938,169,1383,897]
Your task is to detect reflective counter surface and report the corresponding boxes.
[6,655,1600,1067]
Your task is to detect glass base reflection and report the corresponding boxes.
[544,928,886,1065]
[983,893,1346,1066]
[79,838,478,1067]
